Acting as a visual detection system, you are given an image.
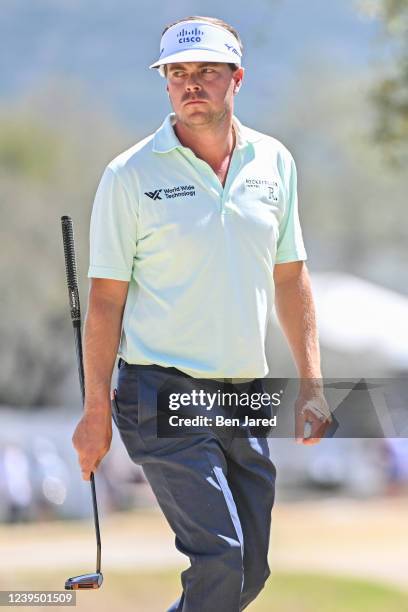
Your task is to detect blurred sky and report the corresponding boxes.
[0,0,384,131]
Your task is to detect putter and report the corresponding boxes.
[61,215,103,590]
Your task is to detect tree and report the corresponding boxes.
[0,81,130,407]
[359,0,408,165]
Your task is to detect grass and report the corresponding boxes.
[2,568,408,612]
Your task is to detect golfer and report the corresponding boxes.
[72,16,331,611]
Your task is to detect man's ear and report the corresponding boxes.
[233,79,242,95]
[233,67,244,94]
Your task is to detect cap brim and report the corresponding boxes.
[149,49,239,70]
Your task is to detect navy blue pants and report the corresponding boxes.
[112,363,276,612]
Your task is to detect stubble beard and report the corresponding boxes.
[176,105,230,132]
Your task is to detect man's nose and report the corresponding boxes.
[185,75,201,92]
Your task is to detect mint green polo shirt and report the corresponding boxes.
[88,113,307,378]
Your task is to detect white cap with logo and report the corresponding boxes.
[149,20,242,77]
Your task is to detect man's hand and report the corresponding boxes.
[72,278,128,480]
[295,387,332,445]
[274,262,331,444]
[72,402,112,480]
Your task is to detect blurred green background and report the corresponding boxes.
[1,1,408,610]
[1,0,407,405]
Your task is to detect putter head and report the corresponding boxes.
[65,572,103,590]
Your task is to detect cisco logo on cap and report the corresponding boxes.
[177,27,204,44]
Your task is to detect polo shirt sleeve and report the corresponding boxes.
[275,152,307,264]
[88,166,138,281]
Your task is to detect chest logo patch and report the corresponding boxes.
[245,178,279,202]
[145,189,163,200]
[144,185,196,200]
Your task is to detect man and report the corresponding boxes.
[72,16,331,611]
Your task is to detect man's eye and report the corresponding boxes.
[202,68,215,73]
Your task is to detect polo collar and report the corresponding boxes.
[152,113,263,154]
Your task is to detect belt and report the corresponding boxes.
[117,359,255,385]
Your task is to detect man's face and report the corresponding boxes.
[166,62,244,129]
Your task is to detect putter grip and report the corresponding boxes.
[61,215,81,323]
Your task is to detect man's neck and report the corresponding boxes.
[174,114,235,169]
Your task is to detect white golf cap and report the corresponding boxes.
[149,20,242,77]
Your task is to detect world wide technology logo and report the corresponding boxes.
[145,185,196,200]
